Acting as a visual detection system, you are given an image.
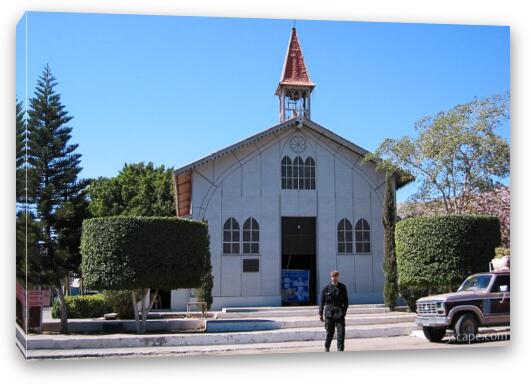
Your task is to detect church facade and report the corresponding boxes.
[170,28,408,310]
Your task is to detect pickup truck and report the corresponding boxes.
[416,271,510,342]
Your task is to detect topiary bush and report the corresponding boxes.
[81,217,209,290]
[51,294,112,319]
[80,216,211,332]
[395,215,500,310]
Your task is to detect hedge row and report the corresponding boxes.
[395,215,500,309]
[80,217,209,291]
[51,294,112,319]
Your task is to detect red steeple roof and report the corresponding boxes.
[276,28,315,94]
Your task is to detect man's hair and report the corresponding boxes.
[330,270,339,277]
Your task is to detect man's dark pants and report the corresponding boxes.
[324,316,345,351]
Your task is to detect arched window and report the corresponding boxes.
[281,155,316,190]
[355,219,371,253]
[304,156,315,189]
[223,218,240,254]
[337,218,353,254]
[293,156,304,189]
[281,156,292,189]
[243,217,260,254]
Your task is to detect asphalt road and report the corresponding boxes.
[23,333,509,360]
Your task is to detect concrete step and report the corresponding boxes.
[207,312,417,332]
[221,304,387,313]
[25,322,419,351]
[217,305,405,319]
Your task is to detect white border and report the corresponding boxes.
[1,1,527,384]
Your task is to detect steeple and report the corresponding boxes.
[276,27,315,122]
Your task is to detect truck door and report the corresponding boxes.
[489,274,510,316]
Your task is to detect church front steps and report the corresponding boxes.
[20,305,418,356]
[207,312,416,332]
[216,304,407,319]
[23,321,418,352]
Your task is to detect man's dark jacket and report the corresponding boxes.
[319,282,349,319]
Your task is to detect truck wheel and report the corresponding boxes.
[454,313,478,343]
[422,326,446,342]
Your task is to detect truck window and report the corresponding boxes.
[491,275,510,292]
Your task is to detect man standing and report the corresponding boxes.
[319,270,349,352]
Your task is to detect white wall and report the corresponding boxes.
[173,122,387,310]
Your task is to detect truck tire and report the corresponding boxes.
[454,313,478,343]
[422,326,446,342]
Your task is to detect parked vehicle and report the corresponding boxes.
[416,270,510,342]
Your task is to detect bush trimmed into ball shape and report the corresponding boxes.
[81,217,209,291]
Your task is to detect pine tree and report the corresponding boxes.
[27,64,89,333]
[16,99,26,281]
[16,99,25,202]
[382,172,399,311]
[16,99,43,287]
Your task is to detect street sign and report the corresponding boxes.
[16,282,46,332]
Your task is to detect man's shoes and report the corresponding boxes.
[325,347,330,352]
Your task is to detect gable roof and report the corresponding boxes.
[174,116,410,186]
[172,117,413,217]
[173,117,355,173]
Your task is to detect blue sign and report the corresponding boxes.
[281,269,310,304]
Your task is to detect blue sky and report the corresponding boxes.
[16,12,510,202]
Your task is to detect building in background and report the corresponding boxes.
[171,28,409,310]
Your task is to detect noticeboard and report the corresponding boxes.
[281,269,310,304]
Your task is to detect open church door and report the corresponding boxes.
[281,217,317,305]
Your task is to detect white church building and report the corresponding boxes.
[169,28,409,310]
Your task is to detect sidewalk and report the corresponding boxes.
[21,335,509,360]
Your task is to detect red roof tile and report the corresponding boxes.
[277,28,315,91]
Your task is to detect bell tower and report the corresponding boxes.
[275,27,315,122]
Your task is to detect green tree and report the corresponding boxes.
[395,215,500,311]
[86,162,177,319]
[27,64,89,333]
[16,99,43,287]
[194,230,213,310]
[16,99,25,202]
[88,162,175,217]
[16,99,27,281]
[81,217,209,333]
[367,95,509,212]
[382,172,398,310]
[16,212,43,284]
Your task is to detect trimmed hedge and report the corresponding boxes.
[395,215,500,309]
[103,290,136,319]
[51,294,112,319]
[80,217,209,291]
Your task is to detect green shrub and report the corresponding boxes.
[80,217,210,290]
[382,172,398,310]
[194,236,213,310]
[395,215,500,310]
[51,294,112,319]
[103,290,137,319]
